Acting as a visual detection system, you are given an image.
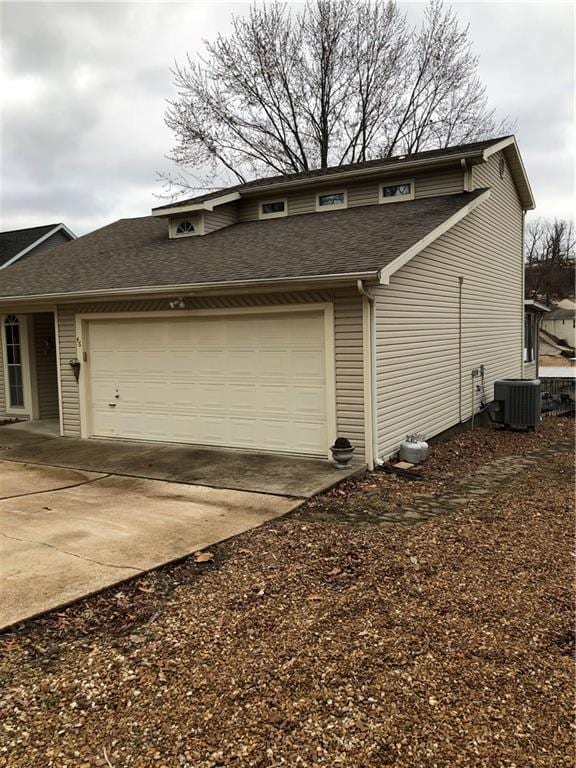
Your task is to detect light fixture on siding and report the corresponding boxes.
[169,298,186,309]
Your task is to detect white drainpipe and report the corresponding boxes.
[357,280,383,468]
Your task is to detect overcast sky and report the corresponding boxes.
[0,0,574,236]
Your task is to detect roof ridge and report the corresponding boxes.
[0,223,62,236]
[155,135,512,212]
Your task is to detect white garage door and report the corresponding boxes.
[86,311,328,456]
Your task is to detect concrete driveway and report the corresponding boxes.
[0,422,361,629]
[0,461,299,629]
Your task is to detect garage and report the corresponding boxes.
[83,308,332,456]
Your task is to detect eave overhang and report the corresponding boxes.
[0,271,380,307]
[483,136,535,210]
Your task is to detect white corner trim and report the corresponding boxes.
[482,136,515,159]
[378,189,491,284]
[152,191,241,217]
[0,224,77,271]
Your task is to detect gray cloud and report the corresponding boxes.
[0,1,573,236]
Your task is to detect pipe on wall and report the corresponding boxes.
[357,280,381,469]
[458,276,464,423]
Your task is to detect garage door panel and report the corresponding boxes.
[291,387,325,415]
[290,350,325,378]
[87,311,329,455]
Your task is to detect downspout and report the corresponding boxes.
[458,276,464,422]
[357,280,381,468]
[521,210,526,378]
[461,158,472,191]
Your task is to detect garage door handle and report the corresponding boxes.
[108,403,117,407]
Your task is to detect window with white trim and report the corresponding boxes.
[380,180,414,203]
[316,191,347,211]
[4,315,24,408]
[176,220,195,234]
[170,213,202,238]
[259,200,287,219]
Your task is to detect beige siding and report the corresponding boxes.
[203,202,239,234]
[33,313,59,419]
[57,306,81,435]
[239,168,464,221]
[414,168,463,198]
[333,293,365,453]
[524,361,537,379]
[56,290,366,456]
[374,151,524,459]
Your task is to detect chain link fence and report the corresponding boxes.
[540,377,575,417]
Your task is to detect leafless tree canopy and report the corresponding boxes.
[525,219,575,303]
[162,0,509,195]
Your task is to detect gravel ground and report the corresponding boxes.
[299,418,574,520]
[0,419,574,768]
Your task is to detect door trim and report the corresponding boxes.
[1,313,38,419]
[75,303,337,457]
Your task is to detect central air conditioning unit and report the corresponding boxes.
[492,379,541,429]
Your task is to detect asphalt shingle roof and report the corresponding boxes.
[0,191,486,299]
[154,137,508,211]
[0,224,60,268]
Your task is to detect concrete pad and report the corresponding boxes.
[2,435,361,498]
[0,420,58,449]
[0,471,299,629]
[0,461,106,499]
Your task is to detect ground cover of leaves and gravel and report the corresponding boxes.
[0,419,574,768]
[299,417,574,521]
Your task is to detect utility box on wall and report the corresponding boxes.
[493,379,541,429]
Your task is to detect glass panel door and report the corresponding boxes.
[5,315,24,407]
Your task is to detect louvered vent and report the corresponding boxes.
[493,379,541,428]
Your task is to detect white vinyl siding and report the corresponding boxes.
[374,151,524,459]
[56,290,366,458]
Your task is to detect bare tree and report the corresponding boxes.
[162,0,509,196]
[525,218,575,304]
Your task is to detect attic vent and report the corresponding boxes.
[176,220,195,234]
[499,155,506,179]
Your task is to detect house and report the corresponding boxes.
[0,223,76,270]
[0,136,536,468]
[523,299,549,378]
[539,328,574,358]
[541,299,576,350]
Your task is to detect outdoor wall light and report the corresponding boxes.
[169,298,186,309]
[68,358,81,382]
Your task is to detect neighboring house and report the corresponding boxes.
[0,223,76,270]
[524,299,549,379]
[539,329,574,358]
[541,300,576,349]
[0,136,535,467]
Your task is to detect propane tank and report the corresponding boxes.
[399,433,429,464]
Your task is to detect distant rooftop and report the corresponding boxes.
[0,223,75,269]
